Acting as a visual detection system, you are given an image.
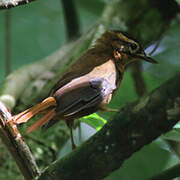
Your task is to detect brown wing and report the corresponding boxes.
[53,77,115,119]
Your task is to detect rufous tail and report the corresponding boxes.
[27,108,56,133]
[12,97,56,124]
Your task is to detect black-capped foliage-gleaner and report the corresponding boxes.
[11,30,157,149]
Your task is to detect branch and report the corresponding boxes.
[131,61,146,97]
[0,40,78,110]
[61,0,80,41]
[0,102,40,179]
[38,74,180,180]
[0,0,36,9]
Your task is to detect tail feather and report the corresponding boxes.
[27,108,56,133]
[13,97,56,124]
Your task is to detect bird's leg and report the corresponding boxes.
[66,120,76,150]
[70,126,76,150]
[104,107,119,112]
[99,94,118,112]
[99,105,118,112]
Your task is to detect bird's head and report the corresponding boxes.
[97,30,158,66]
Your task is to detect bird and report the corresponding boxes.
[11,30,157,149]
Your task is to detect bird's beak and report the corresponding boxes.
[135,51,158,64]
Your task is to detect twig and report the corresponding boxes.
[61,0,80,41]
[131,61,146,97]
[4,9,11,76]
[0,101,40,180]
[0,0,36,9]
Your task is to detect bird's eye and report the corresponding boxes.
[129,43,139,53]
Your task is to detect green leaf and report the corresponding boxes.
[162,129,180,142]
[174,122,180,129]
[79,113,107,130]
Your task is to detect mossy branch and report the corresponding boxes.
[0,102,40,180]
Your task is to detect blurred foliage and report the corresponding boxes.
[0,140,22,180]
[163,129,180,142]
[0,0,180,179]
[105,141,180,180]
